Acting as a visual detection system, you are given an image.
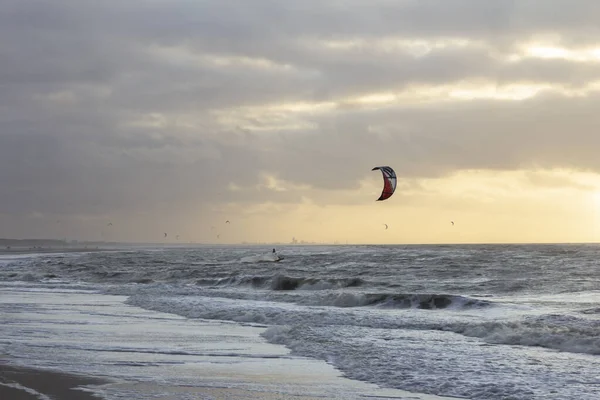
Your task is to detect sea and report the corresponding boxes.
[1,244,600,399]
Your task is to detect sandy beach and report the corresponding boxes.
[0,363,108,400]
[0,362,456,400]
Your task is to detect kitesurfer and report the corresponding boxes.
[272,248,276,253]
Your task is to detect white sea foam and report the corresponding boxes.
[240,252,282,263]
[0,382,52,400]
[2,244,600,400]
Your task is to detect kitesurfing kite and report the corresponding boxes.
[451,221,454,226]
[164,232,167,238]
[383,224,388,230]
[372,166,397,201]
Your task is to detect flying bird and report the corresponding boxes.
[164,232,167,238]
[225,220,230,224]
[451,221,454,226]
[107,222,113,226]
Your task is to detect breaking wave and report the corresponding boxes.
[452,314,600,355]
[239,253,282,263]
[327,292,491,309]
[126,293,600,356]
[269,274,364,291]
[192,274,367,291]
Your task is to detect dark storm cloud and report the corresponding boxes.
[2,0,600,229]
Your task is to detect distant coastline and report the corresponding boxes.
[0,238,115,255]
[0,238,324,249]
[0,238,68,247]
[2,238,596,251]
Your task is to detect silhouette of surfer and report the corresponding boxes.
[271,248,282,262]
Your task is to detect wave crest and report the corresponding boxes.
[453,314,600,355]
[270,274,364,291]
[314,292,491,309]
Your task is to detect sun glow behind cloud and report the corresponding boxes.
[6,1,600,244]
[122,38,600,245]
[210,79,600,135]
[521,44,600,62]
[65,163,600,244]
[138,38,600,136]
[315,37,485,56]
[185,169,600,245]
[148,45,299,73]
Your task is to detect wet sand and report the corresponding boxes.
[0,363,455,400]
[0,363,108,400]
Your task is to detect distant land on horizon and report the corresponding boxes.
[2,238,599,250]
[0,238,69,247]
[0,238,325,248]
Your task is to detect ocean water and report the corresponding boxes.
[1,244,600,399]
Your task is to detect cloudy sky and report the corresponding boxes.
[2,0,600,244]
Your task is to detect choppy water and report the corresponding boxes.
[2,244,600,399]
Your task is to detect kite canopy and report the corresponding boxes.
[372,166,397,201]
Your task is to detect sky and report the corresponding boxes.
[2,0,600,244]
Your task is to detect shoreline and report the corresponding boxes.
[0,361,458,400]
[0,287,459,400]
[0,363,109,400]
